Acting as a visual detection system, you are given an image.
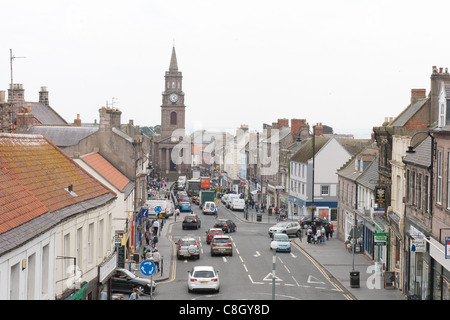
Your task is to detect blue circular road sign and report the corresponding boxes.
[140,259,156,276]
[154,206,162,214]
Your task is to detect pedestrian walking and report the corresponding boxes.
[316,228,323,244]
[129,288,141,300]
[330,223,334,238]
[255,202,259,212]
[142,242,154,259]
[152,219,160,235]
[321,226,326,243]
[306,227,313,244]
[325,223,331,240]
[144,229,151,245]
[152,248,161,272]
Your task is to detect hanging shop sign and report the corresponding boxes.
[375,187,386,205]
[374,233,387,246]
[411,237,426,253]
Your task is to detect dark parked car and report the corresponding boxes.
[182,214,201,230]
[213,219,237,233]
[111,268,156,295]
[300,216,327,228]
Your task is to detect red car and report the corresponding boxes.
[205,228,225,244]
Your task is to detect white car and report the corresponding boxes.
[187,266,220,293]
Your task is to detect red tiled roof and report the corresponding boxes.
[80,152,130,191]
[0,133,115,234]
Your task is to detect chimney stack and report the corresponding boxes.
[99,106,122,130]
[411,88,427,105]
[277,118,289,129]
[39,86,49,106]
[430,65,450,123]
[7,84,25,105]
[74,114,81,127]
[314,123,323,136]
[15,105,34,132]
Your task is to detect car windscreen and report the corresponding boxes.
[193,270,215,278]
[210,230,223,234]
[273,234,289,241]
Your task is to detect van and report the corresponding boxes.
[226,194,240,208]
[202,201,216,215]
[231,198,245,211]
[221,194,229,205]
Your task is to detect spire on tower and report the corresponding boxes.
[169,46,178,72]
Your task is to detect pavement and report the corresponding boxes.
[133,194,406,300]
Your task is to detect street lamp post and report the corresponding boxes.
[298,124,316,222]
[270,240,279,300]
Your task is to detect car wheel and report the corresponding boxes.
[196,254,200,260]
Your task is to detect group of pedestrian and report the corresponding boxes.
[306,222,333,244]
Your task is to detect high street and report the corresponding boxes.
[154,201,350,300]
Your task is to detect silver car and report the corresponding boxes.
[268,221,301,238]
[210,235,233,256]
[177,237,200,260]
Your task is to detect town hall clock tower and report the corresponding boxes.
[160,46,186,140]
[154,46,190,178]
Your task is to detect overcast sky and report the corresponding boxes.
[2,0,450,138]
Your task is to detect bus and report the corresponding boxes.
[186,178,201,197]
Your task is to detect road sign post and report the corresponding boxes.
[140,259,156,299]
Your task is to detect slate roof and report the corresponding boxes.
[402,136,432,168]
[0,133,116,236]
[291,137,373,164]
[356,156,379,190]
[390,99,428,127]
[18,102,67,125]
[24,125,98,147]
[290,136,330,163]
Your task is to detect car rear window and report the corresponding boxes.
[181,240,197,246]
[193,271,214,278]
[213,238,230,243]
[210,230,223,234]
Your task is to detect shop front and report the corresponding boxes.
[98,252,117,300]
[429,237,450,300]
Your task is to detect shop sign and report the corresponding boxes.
[446,237,450,259]
[411,237,426,253]
[115,231,124,245]
[375,187,386,205]
[374,233,387,246]
[373,208,385,216]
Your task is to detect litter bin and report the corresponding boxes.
[350,271,360,288]
[256,213,262,222]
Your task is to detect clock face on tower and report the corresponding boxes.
[169,93,178,103]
